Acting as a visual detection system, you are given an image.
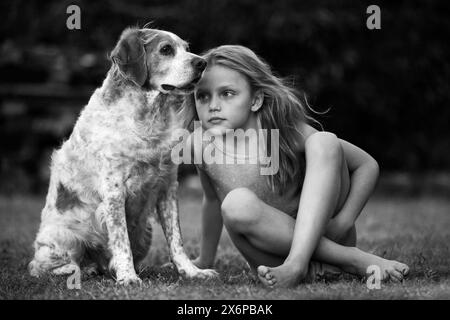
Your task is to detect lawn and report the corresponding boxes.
[0,176,449,300]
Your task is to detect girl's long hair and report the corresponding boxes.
[179,45,322,194]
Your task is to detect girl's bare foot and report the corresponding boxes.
[346,247,409,282]
[257,262,341,287]
[257,264,303,287]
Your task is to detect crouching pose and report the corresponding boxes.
[186,45,409,287]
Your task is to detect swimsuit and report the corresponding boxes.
[198,137,305,218]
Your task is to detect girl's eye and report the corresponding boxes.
[160,45,174,56]
[196,93,209,102]
[222,90,235,97]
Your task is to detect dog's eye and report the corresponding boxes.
[160,45,174,56]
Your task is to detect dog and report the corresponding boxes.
[28,27,217,285]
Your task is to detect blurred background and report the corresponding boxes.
[0,0,449,195]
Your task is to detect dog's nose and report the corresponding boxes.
[191,57,207,72]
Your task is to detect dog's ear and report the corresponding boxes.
[110,29,148,86]
[176,94,197,131]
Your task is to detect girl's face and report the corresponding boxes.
[194,64,257,135]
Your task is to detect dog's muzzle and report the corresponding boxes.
[162,75,202,92]
[161,57,206,93]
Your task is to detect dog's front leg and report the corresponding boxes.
[157,181,218,280]
[101,175,141,285]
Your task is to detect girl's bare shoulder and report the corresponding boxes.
[294,121,319,153]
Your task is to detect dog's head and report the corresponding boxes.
[110,27,206,94]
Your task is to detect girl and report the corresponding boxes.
[182,45,409,287]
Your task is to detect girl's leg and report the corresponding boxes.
[309,236,409,283]
[222,188,409,287]
[340,225,357,247]
[224,206,340,283]
[257,134,350,286]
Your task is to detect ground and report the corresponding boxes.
[0,176,449,299]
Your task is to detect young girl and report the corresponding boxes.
[182,45,409,287]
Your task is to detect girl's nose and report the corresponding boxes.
[208,96,221,112]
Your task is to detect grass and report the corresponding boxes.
[0,176,449,300]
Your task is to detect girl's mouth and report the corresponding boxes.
[208,117,225,124]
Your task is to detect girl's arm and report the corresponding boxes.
[193,166,223,269]
[326,139,379,240]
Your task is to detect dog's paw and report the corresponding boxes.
[52,263,80,276]
[179,266,219,280]
[116,273,142,286]
[28,261,41,278]
[194,268,220,279]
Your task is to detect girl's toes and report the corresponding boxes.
[399,265,409,276]
[257,274,273,287]
[393,263,409,278]
[257,265,270,277]
[389,269,404,282]
[257,274,266,284]
[257,266,276,287]
[257,266,273,280]
[257,267,269,283]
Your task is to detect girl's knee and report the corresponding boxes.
[305,132,343,163]
[336,155,351,210]
[221,188,261,232]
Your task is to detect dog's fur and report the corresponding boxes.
[28,27,216,285]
